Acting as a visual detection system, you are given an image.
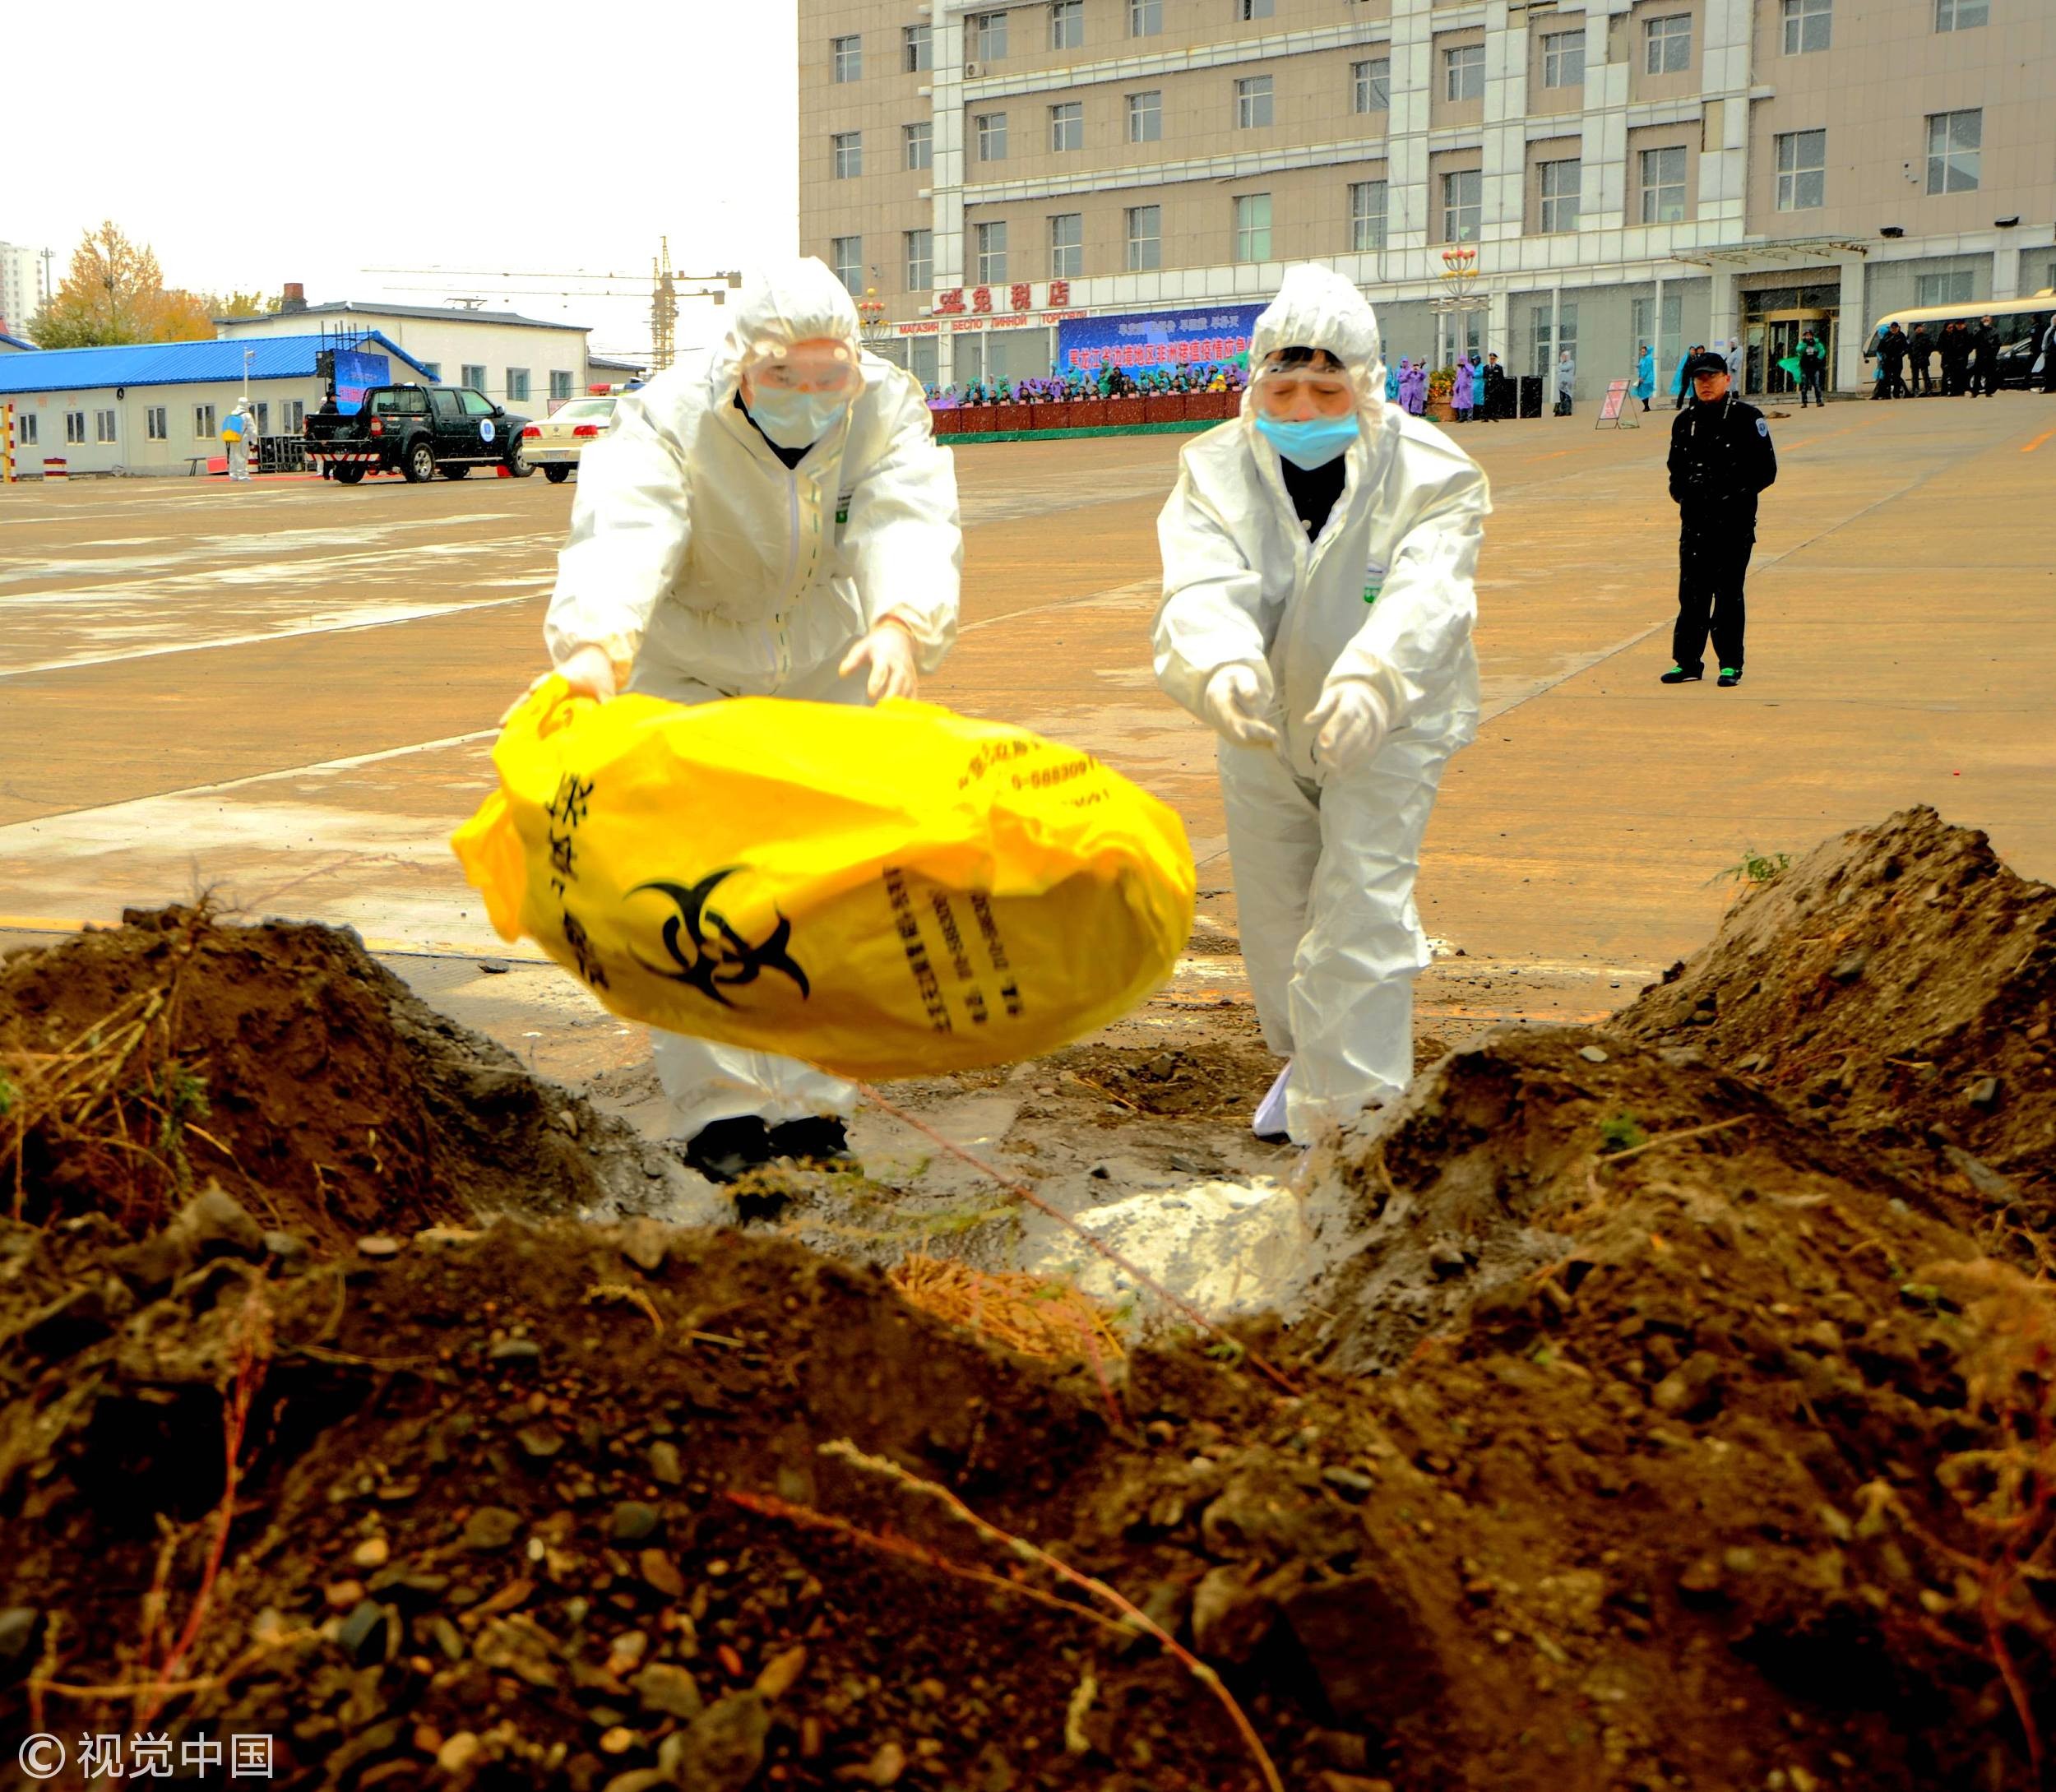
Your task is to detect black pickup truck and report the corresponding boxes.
[303,383,534,484]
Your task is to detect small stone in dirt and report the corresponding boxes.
[612,1501,661,1544]
[336,1599,387,1659]
[262,1230,309,1262]
[1829,948,1869,983]
[598,1726,637,1756]
[672,1691,771,1791]
[489,1337,542,1364]
[517,1424,566,1461]
[463,1506,523,1551]
[1088,1162,1113,1180]
[352,1536,391,1572]
[0,1607,39,1673]
[640,1549,686,1598]
[1317,1777,1395,1792]
[1322,1467,1374,1502]
[647,1441,683,1485]
[1578,1045,1610,1063]
[326,1579,366,1611]
[618,1218,671,1273]
[1966,1076,2001,1110]
[1651,1352,1724,1419]
[357,1234,404,1257]
[754,1644,808,1701]
[1308,1729,1371,1771]
[438,1733,482,1774]
[181,1184,266,1257]
[1429,1241,1469,1279]
[632,1661,702,1720]
[479,960,512,975]
[1677,1558,1726,1601]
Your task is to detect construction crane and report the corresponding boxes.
[362,252,742,368]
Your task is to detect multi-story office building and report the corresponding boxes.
[799,0,2054,397]
[0,241,48,340]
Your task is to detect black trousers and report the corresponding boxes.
[1673,526,1753,673]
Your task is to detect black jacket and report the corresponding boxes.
[1669,394,1777,529]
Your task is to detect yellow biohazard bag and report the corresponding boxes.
[451,681,1196,1080]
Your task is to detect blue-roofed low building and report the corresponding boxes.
[221,286,604,413]
[0,331,433,475]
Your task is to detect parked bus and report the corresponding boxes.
[1863,290,2054,389]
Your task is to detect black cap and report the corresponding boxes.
[1684,351,1730,377]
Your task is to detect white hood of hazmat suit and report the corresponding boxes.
[1151,262,1492,1143]
[541,258,965,1141]
[545,257,962,700]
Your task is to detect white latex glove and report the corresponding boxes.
[1201,664,1280,748]
[839,618,919,702]
[501,642,619,724]
[1306,677,1390,772]
[556,641,619,702]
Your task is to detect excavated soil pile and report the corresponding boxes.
[3,817,2054,1792]
[0,907,688,1246]
[1613,808,2056,1225]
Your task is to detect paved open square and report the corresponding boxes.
[4,396,2050,1051]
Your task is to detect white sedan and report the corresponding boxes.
[520,395,618,484]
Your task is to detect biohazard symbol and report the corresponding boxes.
[632,870,810,1007]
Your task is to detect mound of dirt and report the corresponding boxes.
[0,908,698,1247]
[1612,808,2056,1222]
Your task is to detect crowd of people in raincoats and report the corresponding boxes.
[926,363,1248,407]
[1383,348,1513,423]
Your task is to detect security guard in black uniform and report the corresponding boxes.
[1660,350,1777,689]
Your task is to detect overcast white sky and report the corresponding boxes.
[7,1,801,359]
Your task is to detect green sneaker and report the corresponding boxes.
[1717,667,1743,688]
[1659,664,1703,684]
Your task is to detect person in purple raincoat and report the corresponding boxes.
[1452,355,1474,423]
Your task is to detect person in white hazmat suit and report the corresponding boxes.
[541,258,963,1183]
[1153,264,1489,1148]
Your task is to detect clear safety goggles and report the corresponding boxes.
[1252,361,1359,414]
[740,339,859,395]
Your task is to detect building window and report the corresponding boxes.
[192,404,216,440]
[1639,145,1688,221]
[1051,0,1084,49]
[905,228,933,291]
[905,121,933,169]
[1349,180,1388,252]
[15,412,34,445]
[1235,76,1274,128]
[831,34,861,81]
[461,363,487,390]
[1129,0,1162,36]
[975,221,1008,284]
[975,112,1007,161]
[1532,300,1579,377]
[1353,58,1390,113]
[830,237,863,292]
[1645,14,1692,73]
[95,409,117,443]
[1050,102,1083,151]
[832,132,862,178]
[1541,30,1585,87]
[506,368,530,403]
[1126,204,1162,271]
[904,24,933,71]
[1926,109,1981,192]
[550,370,575,401]
[1934,0,1987,26]
[1444,43,1485,102]
[1128,90,1162,141]
[1234,193,1272,262]
[1775,130,1826,210]
[1781,0,1831,53]
[970,11,1008,60]
[421,361,442,381]
[146,406,167,441]
[1048,213,1084,280]
[1238,0,1275,16]
[65,410,85,444]
[1442,168,1482,241]
[252,401,269,436]
[283,400,305,432]
[1539,157,1581,232]
[1916,269,1975,307]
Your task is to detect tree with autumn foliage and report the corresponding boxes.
[26,221,277,348]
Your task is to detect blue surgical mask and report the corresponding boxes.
[1253,413,1359,471]
[745,388,851,451]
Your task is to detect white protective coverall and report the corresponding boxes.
[1153,264,1490,1145]
[544,259,963,1138]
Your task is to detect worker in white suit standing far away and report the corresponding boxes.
[1153,263,1490,1147]
[539,258,963,1184]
